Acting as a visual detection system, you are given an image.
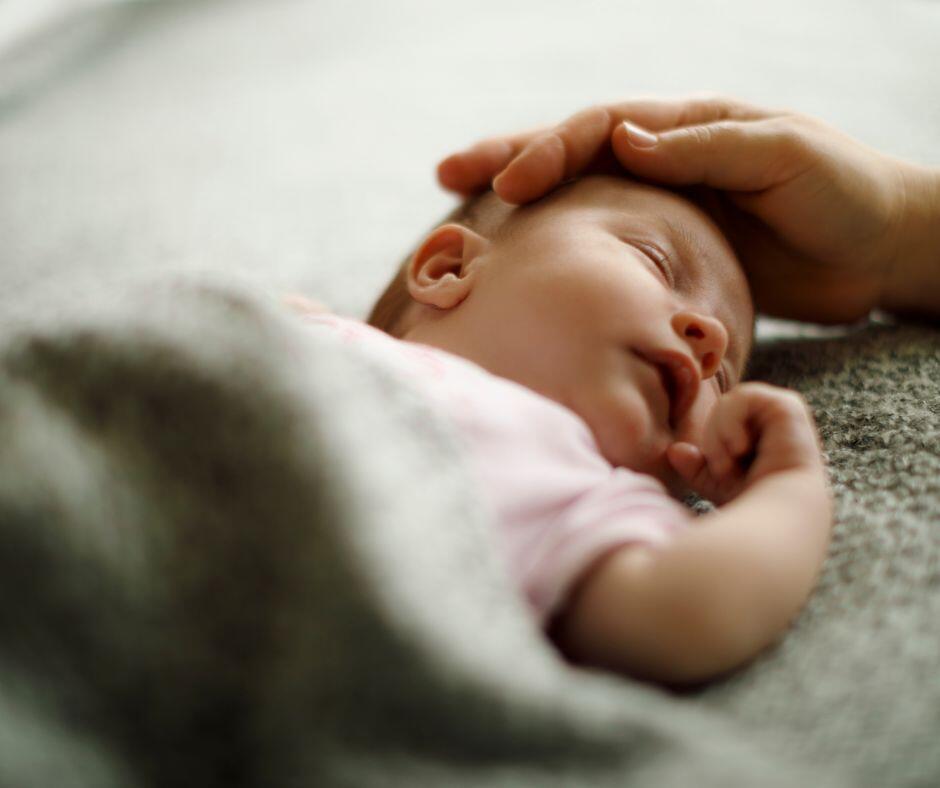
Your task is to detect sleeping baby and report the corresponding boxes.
[286,174,833,688]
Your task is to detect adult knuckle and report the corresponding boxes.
[562,105,607,136]
[747,117,813,181]
[714,118,746,138]
[700,93,736,115]
[693,119,742,150]
[686,122,718,150]
[539,129,568,159]
[543,131,577,178]
[788,111,826,131]
[679,92,731,122]
[583,104,613,128]
[764,116,812,155]
[557,106,612,170]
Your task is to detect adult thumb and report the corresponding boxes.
[611,118,801,192]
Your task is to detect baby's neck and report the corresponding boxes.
[401,318,483,368]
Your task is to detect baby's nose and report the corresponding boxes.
[672,312,728,378]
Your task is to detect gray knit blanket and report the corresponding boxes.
[0,275,936,787]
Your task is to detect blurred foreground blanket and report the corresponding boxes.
[0,277,936,787]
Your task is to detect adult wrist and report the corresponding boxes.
[880,163,940,320]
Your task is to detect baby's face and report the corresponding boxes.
[452,176,754,493]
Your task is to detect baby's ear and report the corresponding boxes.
[406,223,490,309]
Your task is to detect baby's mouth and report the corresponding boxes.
[657,365,678,418]
[635,348,700,429]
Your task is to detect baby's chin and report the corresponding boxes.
[593,429,685,498]
[571,392,687,497]
[660,465,694,501]
[634,453,688,499]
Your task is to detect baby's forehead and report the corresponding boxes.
[557,176,718,237]
[501,174,751,307]
[558,178,741,278]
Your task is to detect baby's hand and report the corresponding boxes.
[666,382,827,506]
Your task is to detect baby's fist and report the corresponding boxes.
[667,382,827,505]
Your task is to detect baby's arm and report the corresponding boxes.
[550,384,832,687]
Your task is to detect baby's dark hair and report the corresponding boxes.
[367,190,510,337]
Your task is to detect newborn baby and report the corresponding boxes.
[291,175,832,688]
[372,175,752,495]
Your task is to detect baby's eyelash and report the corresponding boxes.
[631,241,675,289]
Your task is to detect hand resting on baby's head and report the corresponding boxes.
[440,94,940,325]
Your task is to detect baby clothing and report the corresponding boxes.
[300,313,692,627]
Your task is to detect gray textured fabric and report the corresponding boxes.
[0,277,936,787]
[699,320,940,785]
[1,0,939,785]
[0,277,857,787]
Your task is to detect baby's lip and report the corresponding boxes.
[636,348,700,428]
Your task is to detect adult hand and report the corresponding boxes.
[437,96,939,324]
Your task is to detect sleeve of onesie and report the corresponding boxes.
[518,470,693,627]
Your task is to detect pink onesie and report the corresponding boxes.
[300,313,692,628]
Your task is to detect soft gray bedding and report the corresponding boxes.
[0,277,936,787]
[1,1,938,786]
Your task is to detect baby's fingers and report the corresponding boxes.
[702,393,750,480]
[716,393,753,462]
[667,441,733,505]
[666,441,705,485]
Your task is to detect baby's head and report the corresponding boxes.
[369,175,755,495]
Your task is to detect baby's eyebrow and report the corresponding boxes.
[651,217,701,295]
[662,217,706,269]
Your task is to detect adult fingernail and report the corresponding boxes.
[623,121,658,149]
